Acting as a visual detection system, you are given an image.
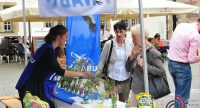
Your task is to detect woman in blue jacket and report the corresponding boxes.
[16,25,93,108]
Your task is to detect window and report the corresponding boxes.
[122,20,129,29]
[131,19,137,26]
[57,21,65,25]
[100,20,107,29]
[187,13,199,20]
[4,22,12,32]
[45,21,53,28]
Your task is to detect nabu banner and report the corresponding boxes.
[39,0,116,17]
[66,15,100,75]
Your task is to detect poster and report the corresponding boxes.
[66,15,101,75]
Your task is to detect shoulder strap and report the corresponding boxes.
[146,47,152,54]
[106,40,113,66]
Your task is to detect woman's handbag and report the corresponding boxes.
[102,40,113,79]
[145,47,170,99]
[149,75,170,99]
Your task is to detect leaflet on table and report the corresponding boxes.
[69,96,84,102]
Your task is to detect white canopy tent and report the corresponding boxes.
[119,0,199,14]
[101,0,199,20]
[0,0,199,21]
[0,0,17,5]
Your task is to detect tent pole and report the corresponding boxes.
[22,0,28,65]
[166,15,169,40]
[28,21,32,55]
[28,21,31,46]
[138,0,149,93]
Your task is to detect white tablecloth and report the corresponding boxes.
[53,98,126,108]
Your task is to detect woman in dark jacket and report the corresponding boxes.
[125,25,166,107]
[16,25,93,108]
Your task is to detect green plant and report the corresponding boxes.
[97,77,117,107]
[83,79,100,100]
[70,79,77,91]
[58,77,65,88]
[111,94,117,108]
[125,99,130,108]
[65,77,73,90]
[121,83,130,108]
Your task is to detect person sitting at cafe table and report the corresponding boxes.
[151,33,165,51]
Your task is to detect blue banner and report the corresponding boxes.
[66,15,100,75]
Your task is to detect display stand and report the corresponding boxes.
[32,36,45,52]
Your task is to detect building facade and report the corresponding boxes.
[166,0,200,40]
[0,0,65,43]
[0,1,17,39]
[176,0,200,23]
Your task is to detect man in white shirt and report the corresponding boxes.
[100,25,113,51]
[100,24,110,42]
[17,36,31,58]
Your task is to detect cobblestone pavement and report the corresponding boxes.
[156,61,200,108]
[0,62,24,108]
[0,61,200,108]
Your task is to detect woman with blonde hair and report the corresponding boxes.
[126,25,166,107]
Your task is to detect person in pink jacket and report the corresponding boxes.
[168,18,200,108]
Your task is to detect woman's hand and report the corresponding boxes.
[129,47,142,60]
[137,58,143,67]
[83,72,94,78]
[64,71,94,78]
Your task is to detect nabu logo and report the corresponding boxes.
[68,52,97,72]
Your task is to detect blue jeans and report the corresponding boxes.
[168,60,192,108]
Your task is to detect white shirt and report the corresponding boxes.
[108,42,129,81]
[22,44,31,57]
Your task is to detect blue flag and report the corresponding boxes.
[66,15,100,75]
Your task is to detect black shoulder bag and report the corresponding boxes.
[147,48,171,99]
[102,40,113,79]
